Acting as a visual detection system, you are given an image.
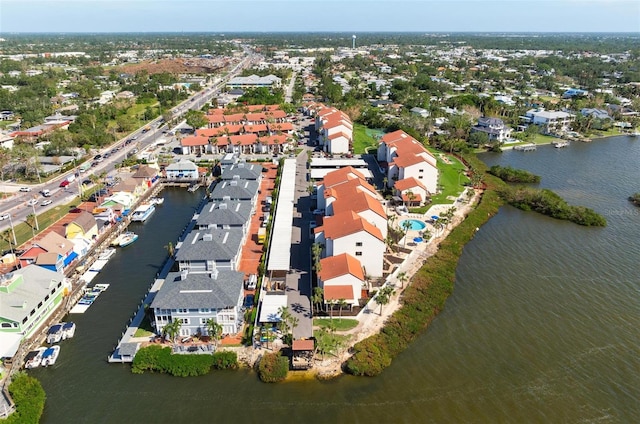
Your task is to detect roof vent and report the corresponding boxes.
[233,174,240,180]
[223,196,231,202]
[180,269,188,281]
[203,233,213,241]
[209,268,219,280]
[230,180,238,186]
[219,203,228,210]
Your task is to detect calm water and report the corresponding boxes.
[33,137,640,423]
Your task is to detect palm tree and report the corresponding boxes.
[327,299,336,319]
[312,287,324,315]
[397,271,408,289]
[401,220,412,247]
[311,242,322,272]
[205,318,223,348]
[376,285,395,315]
[405,190,415,207]
[337,298,348,318]
[164,241,175,258]
[163,319,182,345]
[277,306,291,336]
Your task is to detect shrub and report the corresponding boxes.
[131,345,238,376]
[3,372,46,424]
[257,352,289,383]
[488,165,541,183]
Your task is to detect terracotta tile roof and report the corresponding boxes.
[261,134,288,145]
[322,166,368,189]
[394,177,428,192]
[215,136,230,146]
[207,108,224,115]
[181,136,209,146]
[207,114,225,124]
[402,192,423,202]
[201,124,243,136]
[321,211,383,241]
[269,122,294,132]
[327,131,351,140]
[266,110,287,119]
[318,252,365,281]
[246,104,266,112]
[292,339,315,351]
[244,124,269,133]
[224,113,245,123]
[196,128,219,137]
[324,285,355,301]
[392,153,432,168]
[245,113,266,122]
[331,188,386,219]
[228,133,258,146]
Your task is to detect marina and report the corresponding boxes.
[111,231,139,247]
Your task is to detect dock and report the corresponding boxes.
[514,143,537,151]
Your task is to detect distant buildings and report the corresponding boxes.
[226,74,281,89]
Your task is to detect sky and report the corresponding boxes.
[0,0,638,33]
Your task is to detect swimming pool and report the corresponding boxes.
[399,219,426,231]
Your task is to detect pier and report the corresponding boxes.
[514,143,537,151]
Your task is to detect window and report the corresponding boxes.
[180,318,189,324]
[200,308,210,313]
[200,318,208,324]
[355,251,362,256]
[355,242,363,247]
[1,323,11,328]
[177,308,188,314]
[419,169,424,173]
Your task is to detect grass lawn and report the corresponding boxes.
[0,197,82,252]
[353,123,382,154]
[134,313,156,338]
[0,120,16,129]
[531,134,557,145]
[313,318,359,331]
[429,152,469,205]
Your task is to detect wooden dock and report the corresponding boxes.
[514,143,537,151]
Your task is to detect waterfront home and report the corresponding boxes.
[35,252,64,273]
[218,162,264,181]
[111,177,146,198]
[175,228,245,273]
[151,269,244,337]
[195,199,253,233]
[318,253,366,308]
[580,108,612,121]
[327,182,388,238]
[393,177,430,207]
[209,178,259,203]
[0,265,69,357]
[314,210,385,277]
[377,130,439,195]
[165,160,199,182]
[471,117,513,143]
[521,109,575,134]
[19,231,76,269]
[99,191,136,212]
[65,211,98,241]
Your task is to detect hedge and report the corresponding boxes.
[345,154,504,376]
[131,345,237,377]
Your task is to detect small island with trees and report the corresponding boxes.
[629,193,640,207]
[488,165,541,184]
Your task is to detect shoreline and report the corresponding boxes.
[499,131,633,151]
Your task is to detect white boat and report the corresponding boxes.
[150,197,164,205]
[41,345,61,367]
[24,347,47,369]
[97,248,116,261]
[118,232,138,247]
[46,324,64,344]
[70,284,109,314]
[62,322,76,340]
[131,204,155,222]
[631,131,640,137]
[553,140,570,148]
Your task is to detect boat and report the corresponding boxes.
[24,347,47,369]
[41,345,61,367]
[97,248,116,261]
[69,284,109,314]
[46,324,64,344]
[150,197,164,205]
[553,140,570,148]
[631,131,640,137]
[131,204,156,222]
[118,232,138,247]
[62,322,76,340]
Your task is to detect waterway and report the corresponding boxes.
[32,136,639,423]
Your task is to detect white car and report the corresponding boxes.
[27,199,38,206]
[0,213,10,221]
[41,199,53,206]
[19,187,31,192]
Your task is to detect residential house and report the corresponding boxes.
[377,130,439,195]
[522,109,575,134]
[218,162,264,181]
[393,177,430,207]
[195,199,253,234]
[19,231,75,269]
[580,108,612,120]
[180,136,210,155]
[65,211,98,241]
[471,117,513,143]
[318,253,366,308]
[314,211,385,277]
[165,160,200,182]
[410,107,430,118]
[175,228,245,273]
[151,269,244,336]
[209,179,259,204]
[0,265,69,357]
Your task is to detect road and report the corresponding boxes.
[284,71,297,103]
[0,49,255,237]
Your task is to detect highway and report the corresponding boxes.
[0,49,256,237]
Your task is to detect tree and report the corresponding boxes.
[311,242,322,272]
[397,271,408,289]
[0,147,11,181]
[164,241,175,257]
[376,285,395,315]
[277,306,291,337]
[401,220,412,247]
[162,319,182,345]
[312,287,324,315]
[185,109,207,131]
[337,299,348,317]
[205,318,223,348]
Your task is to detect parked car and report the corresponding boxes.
[0,213,10,221]
[41,199,52,206]
[19,187,31,192]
